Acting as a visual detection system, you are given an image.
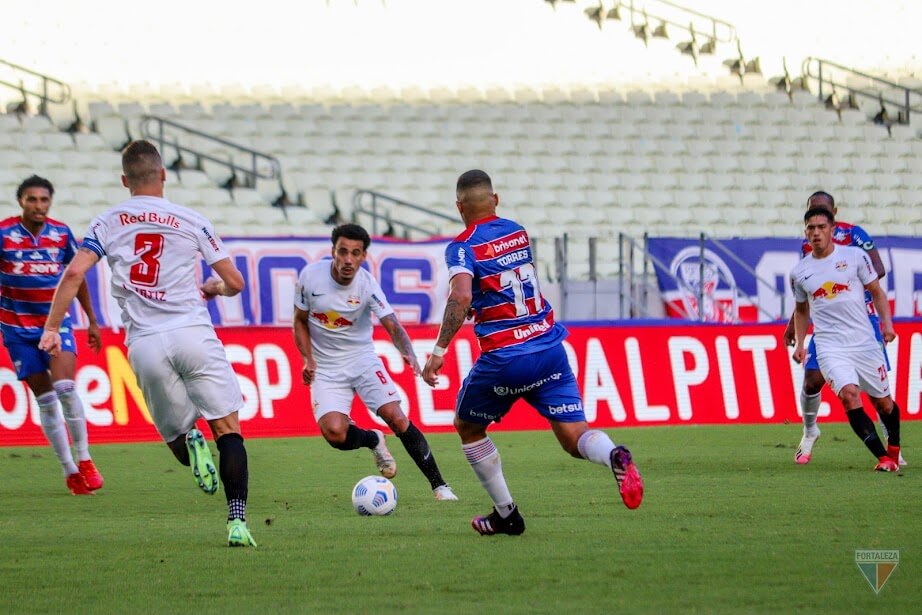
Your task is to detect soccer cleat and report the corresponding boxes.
[433,485,459,501]
[875,456,899,472]
[887,444,907,467]
[186,429,218,495]
[78,459,104,491]
[227,518,257,547]
[471,506,525,536]
[794,428,821,465]
[370,429,397,479]
[66,472,93,495]
[610,445,644,509]
[887,444,906,466]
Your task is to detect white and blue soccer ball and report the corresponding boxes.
[351,476,398,516]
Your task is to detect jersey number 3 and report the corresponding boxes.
[130,233,164,287]
[499,263,542,316]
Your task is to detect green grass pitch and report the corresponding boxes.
[1,423,919,614]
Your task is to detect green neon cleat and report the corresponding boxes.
[227,518,257,547]
[186,428,218,495]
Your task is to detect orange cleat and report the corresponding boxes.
[875,456,899,472]
[78,459,104,491]
[66,472,93,495]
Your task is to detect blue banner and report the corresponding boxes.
[646,236,922,322]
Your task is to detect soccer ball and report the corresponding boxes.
[351,476,398,516]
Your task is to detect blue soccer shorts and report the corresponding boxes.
[456,343,585,425]
[4,330,78,380]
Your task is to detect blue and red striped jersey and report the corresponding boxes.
[445,215,566,356]
[0,216,77,342]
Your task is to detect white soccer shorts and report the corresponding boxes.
[127,325,244,442]
[310,354,400,421]
[818,346,891,399]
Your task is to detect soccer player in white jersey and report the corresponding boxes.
[39,140,257,546]
[292,223,457,501]
[790,206,902,472]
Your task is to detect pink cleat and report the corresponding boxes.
[611,446,644,509]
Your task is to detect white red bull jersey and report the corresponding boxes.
[0,216,78,343]
[444,215,565,356]
[790,244,879,351]
[294,260,394,365]
[81,195,229,341]
[801,220,878,313]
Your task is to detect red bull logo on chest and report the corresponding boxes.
[812,281,850,300]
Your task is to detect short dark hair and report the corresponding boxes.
[121,140,163,185]
[331,223,370,250]
[16,175,54,200]
[456,169,493,194]
[804,206,834,224]
[807,191,834,208]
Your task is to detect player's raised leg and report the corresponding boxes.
[556,423,644,510]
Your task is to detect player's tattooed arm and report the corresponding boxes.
[436,273,473,348]
[380,314,420,373]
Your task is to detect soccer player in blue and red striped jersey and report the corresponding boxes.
[422,170,643,536]
[1,175,103,494]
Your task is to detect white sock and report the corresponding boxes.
[462,437,514,517]
[577,429,616,467]
[801,391,821,433]
[54,380,90,461]
[37,392,77,475]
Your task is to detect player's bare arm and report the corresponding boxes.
[422,273,473,387]
[201,257,244,300]
[75,279,102,353]
[866,247,886,279]
[39,248,100,356]
[292,306,317,385]
[782,314,796,347]
[791,300,811,364]
[866,278,895,343]
[380,313,421,376]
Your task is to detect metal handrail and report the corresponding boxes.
[140,115,281,187]
[351,189,456,238]
[802,57,922,123]
[627,0,737,44]
[617,232,701,320]
[708,235,785,320]
[0,58,71,114]
[611,232,787,322]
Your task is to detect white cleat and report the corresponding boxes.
[795,428,820,465]
[898,453,907,467]
[371,429,397,478]
[433,485,458,501]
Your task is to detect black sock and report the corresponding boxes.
[878,403,901,447]
[846,408,887,458]
[328,424,379,450]
[396,422,445,489]
[217,433,248,521]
